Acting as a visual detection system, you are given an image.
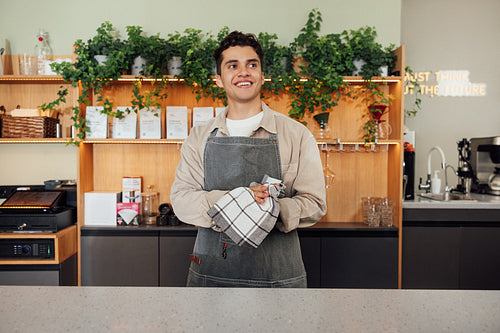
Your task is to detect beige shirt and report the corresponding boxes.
[170,102,327,233]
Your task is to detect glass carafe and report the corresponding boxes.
[141,185,158,225]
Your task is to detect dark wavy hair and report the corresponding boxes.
[213,31,264,75]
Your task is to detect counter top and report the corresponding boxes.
[0,286,498,332]
[403,192,500,209]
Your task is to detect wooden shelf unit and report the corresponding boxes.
[1,46,405,286]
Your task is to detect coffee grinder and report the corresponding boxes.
[455,138,474,194]
[470,136,500,195]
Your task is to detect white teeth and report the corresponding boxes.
[236,82,251,87]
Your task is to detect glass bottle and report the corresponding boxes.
[34,28,52,75]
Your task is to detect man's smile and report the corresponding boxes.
[235,81,253,87]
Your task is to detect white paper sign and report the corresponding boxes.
[166,106,188,139]
[193,107,214,127]
[139,107,162,139]
[112,107,137,139]
[215,107,226,117]
[86,106,107,139]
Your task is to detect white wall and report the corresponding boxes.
[0,0,401,186]
[402,0,500,191]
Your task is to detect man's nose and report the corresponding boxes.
[238,66,249,76]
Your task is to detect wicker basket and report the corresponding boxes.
[1,115,59,138]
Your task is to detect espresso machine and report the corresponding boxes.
[470,136,500,195]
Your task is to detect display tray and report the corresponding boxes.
[0,190,63,210]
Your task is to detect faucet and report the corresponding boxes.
[419,146,446,193]
[444,164,457,193]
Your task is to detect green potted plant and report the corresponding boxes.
[48,21,130,143]
[181,26,229,103]
[85,21,125,66]
[342,26,396,79]
[165,28,201,76]
[124,25,169,114]
[258,32,294,97]
[125,25,161,75]
[287,8,348,130]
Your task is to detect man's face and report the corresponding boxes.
[215,46,265,104]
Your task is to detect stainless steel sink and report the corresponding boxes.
[419,193,477,202]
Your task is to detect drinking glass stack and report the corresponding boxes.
[379,198,394,227]
[361,197,394,227]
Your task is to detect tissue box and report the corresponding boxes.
[84,191,121,226]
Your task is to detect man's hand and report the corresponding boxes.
[249,184,269,204]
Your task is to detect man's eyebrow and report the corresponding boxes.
[223,58,260,65]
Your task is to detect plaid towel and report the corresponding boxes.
[207,182,284,248]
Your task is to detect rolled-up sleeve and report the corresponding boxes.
[275,120,327,233]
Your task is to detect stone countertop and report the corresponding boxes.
[403,192,500,209]
[0,286,499,332]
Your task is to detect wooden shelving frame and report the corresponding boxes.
[1,46,405,287]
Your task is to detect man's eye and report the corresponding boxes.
[249,63,257,68]
[229,64,237,69]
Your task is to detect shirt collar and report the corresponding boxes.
[210,102,277,136]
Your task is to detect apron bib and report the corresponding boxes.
[187,129,307,288]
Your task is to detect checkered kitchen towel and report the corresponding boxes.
[207,180,284,248]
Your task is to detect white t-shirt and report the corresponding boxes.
[226,112,264,137]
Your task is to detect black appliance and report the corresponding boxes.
[0,186,76,232]
[0,238,54,259]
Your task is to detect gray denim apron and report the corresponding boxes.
[186,128,307,288]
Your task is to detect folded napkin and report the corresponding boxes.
[207,178,284,248]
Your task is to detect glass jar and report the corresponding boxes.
[141,185,158,225]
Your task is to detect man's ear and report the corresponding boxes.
[215,75,224,88]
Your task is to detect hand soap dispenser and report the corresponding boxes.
[431,170,442,194]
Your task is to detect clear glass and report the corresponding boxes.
[376,122,392,140]
[321,144,335,189]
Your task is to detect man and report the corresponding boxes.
[170,31,326,288]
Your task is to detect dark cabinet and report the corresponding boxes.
[81,231,159,286]
[320,234,398,288]
[402,208,500,290]
[299,227,399,289]
[299,235,321,288]
[460,227,500,289]
[81,227,197,287]
[159,232,196,287]
[81,226,399,288]
[402,226,460,289]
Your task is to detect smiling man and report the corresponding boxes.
[171,31,326,288]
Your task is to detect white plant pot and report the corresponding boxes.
[353,59,389,77]
[167,56,183,76]
[379,65,388,77]
[280,56,288,74]
[353,59,366,76]
[94,55,108,66]
[131,56,147,75]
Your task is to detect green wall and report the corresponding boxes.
[1,0,400,55]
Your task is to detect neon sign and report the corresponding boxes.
[405,70,487,97]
